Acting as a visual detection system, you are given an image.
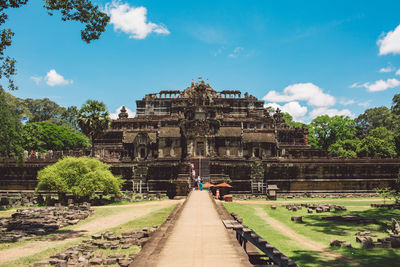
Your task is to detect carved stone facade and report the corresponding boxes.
[95,80,321,163]
[90,80,327,194]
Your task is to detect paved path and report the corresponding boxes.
[156,191,246,267]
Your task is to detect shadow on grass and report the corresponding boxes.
[335,247,400,267]
[289,249,352,267]
[291,247,399,267]
[301,208,400,237]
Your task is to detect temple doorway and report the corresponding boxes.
[192,158,210,182]
[196,142,205,157]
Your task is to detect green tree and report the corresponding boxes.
[282,112,303,128]
[328,138,360,158]
[394,132,400,158]
[354,107,395,138]
[392,94,400,116]
[6,92,81,130]
[308,115,356,150]
[78,100,110,157]
[357,127,396,158]
[21,122,89,152]
[4,91,31,121]
[24,97,66,123]
[60,106,80,131]
[0,88,23,157]
[1,0,109,90]
[36,157,123,200]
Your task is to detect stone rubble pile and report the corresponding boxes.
[282,203,346,213]
[0,193,38,209]
[33,228,158,267]
[330,220,400,249]
[0,203,92,242]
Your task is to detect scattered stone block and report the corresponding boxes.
[118,259,132,267]
[89,258,103,265]
[360,237,374,248]
[342,242,352,248]
[104,258,117,265]
[391,236,400,248]
[330,240,342,247]
[92,234,102,240]
[291,216,302,222]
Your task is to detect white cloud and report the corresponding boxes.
[358,101,371,107]
[396,69,400,76]
[309,107,353,119]
[45,69,72,87]
[110,106,136,119]
[349,82,362,88]
[379,66,395,73]
[30,76,42,85]
[339,99,355,106]
[362,78,400,92]
[377,24,400,55]
[228,47,244,58]
[265,101,307,121]
[263,83,335,107]
[105,1,169,40]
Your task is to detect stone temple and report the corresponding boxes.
[92,80,398,196]
[1,80,399,196]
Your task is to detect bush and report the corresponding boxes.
[36,157,123,199]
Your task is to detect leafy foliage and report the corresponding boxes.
[78,100,111,156]
[21,122,89,152]
[0,0,109,90]
[36,156,123,198]
[5,92,81,130]
[0,88,23,157]
[354,107,396,138]
[24,97,66,123]
[356,127,396,158]
[392,94,400,116]
[3,91,30,121]
[308,115,356,150]
[328,138,360,158]
[282,112,303,128]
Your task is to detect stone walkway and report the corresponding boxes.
[155,191,247,267]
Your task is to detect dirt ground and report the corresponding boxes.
[0,199,180,263]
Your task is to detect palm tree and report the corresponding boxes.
[78,100,110,157]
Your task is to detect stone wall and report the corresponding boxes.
[265,158,400,193]
[0,157,399,195]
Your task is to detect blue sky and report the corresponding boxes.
[3,0,400,122]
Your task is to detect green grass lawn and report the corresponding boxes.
[224,199,400,267]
